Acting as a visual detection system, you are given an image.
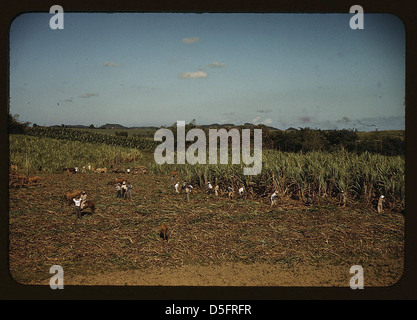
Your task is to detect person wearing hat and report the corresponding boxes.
[377,195,385,213]
[80,191,87,209]
[206,182,213,194]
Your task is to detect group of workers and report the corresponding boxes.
[115,181,133,201]
[71,175,387,218]
[171,179,386,212]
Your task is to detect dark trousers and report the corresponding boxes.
[75,206,81,218]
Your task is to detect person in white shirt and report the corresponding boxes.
[121,181,127,198]
[238,187,244,198]
[206,182,213,194]
[174,182,180,193]
[73,197,82,218]
[271,191,278,207]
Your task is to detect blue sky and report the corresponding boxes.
[9,13,405,130]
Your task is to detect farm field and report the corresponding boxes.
[8,12,406,290]
[9,170,404,286]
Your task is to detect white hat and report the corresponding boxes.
[380,195,384,198]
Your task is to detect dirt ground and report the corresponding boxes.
[59,261,402,287]
[9,172,404,287]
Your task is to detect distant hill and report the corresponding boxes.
[129,126,159,130]
[99,123,128,129]
[198,123,279,131]
[49,123,280,130]
[51,124,90,129]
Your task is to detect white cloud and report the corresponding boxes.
[209,61,227,68]
[179,71,208,79]
[181,37,200,44]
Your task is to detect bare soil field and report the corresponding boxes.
[8,172,404,287]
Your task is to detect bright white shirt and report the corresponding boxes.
[73,198,81,206]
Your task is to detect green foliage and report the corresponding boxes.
[24,126,158,150]
[148,149,405,207]
[9,134,142,173]
[115,131,128,137]
[268,128,404,156]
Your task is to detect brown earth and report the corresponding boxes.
[9,172,404,287]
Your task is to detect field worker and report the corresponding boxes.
[182,181,188,190]
[121,181,127,198]
[271,191,279,207]
[116,183,122,198]
[73,196,82,219]
[214,185,219,197]
[75,166,78,173]
[88,165,91,171]
[338,190,346,207]
[127,168,130,174]
[82,166,86,173]
[174,182,180,193]
[228,187,234,199]
[80,191,87,209]
[185,184,193,201]
[377,195,385,213]
[238,187,244,197]
[206,182,213,194]
[126,183,133,201]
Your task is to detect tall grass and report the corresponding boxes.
[148,149,405,208]
[9,134,143,173]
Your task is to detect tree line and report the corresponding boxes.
[9,114,405,156]
[165,120,404,157]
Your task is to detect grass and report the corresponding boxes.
[9,134,143,173]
